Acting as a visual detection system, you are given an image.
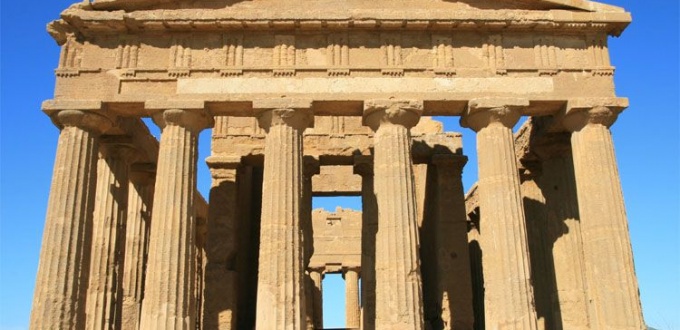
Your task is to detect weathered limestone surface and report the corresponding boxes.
[518,119,592,330]
[355,156,378,330]
[365,99,425,330]
[302,159,319,330]
[345,268,361,329]
[309,270,324,329]
[85,141,132,330]
[540,153,590,330]
[121,164,155,330]
[431,155,474,330]
[563,101,644,329]
[33,1,642,329]
[140,109,212,329]
[462,98,538,329]
[30,110,112,330]
[308,208,362,269]
[204,157,240,329]
[255,101,313,330]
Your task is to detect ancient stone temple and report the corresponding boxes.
[31,0,644,329]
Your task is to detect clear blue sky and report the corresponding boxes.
[1,1,678,329]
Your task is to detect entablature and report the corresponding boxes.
[42,97,622,119]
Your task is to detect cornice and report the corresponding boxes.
[50,7,631,44]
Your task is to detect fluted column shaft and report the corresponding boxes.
[431,155,474,329]
[462,98,538,329]
[140,109,211,329]
[355,156,377,330]
[345,269,361,329]
[540,153,590,329]
[85,142,134,330]
[204,158,240,329]
[364,99,425,330]
[563,105,643,329]
[255,105,313,330]
[30,110,112,330]
[309,270,324,329]
[303,160,320,330]
[121,165,155,330]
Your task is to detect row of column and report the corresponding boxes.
[31,96,643,330]
[461,98,643,329]
[305,268,361,330]
[30,109,212,330]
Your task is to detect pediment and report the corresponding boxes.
[88,0,625,13]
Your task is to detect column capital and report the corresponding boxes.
[129,163,156,186]
[343,267,361,275]
[353,155,373,177]
[363,99,423,131]
[152,109,213,133]
[304,156,321,178]
[461,97,529,132]
[99,135,140,162]
[562,97,628,132]
[206,155,241,180]
[254,99,314,132]
[52,110,114,135]
[431,154,468,173]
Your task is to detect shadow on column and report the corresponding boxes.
[363,185,378,330]
[467,210,485,330]
[523,196,563,329]
[203,178,238,330]
[237,166,262,330]
[420,164,441,330]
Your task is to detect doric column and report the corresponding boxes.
[121,163,156,330]
[344,268,361,329]
[139,108,212,329]
[562,99,644,329]
[531,129,590,330]
[303,159,320,330]
[203,156,241,329]
[364,99,425,330]
[254,99,314,330]
[309,269,324,329]
[195,205,208,330]
[30,110,113,329]
[461,98,538,329]
[354,155,377,330]
[431,154,474,329]
[302,158,320,266]
[85,137,136,330]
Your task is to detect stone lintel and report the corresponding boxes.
[205,155,242,168]
[252,98,314,111]
[566,97,629,113]
[144,99,206,112]
[42,99,103,113]
[469,97,531,111]
[313,165,361,196]
[43,98,589,117]
[205,155,241,180]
